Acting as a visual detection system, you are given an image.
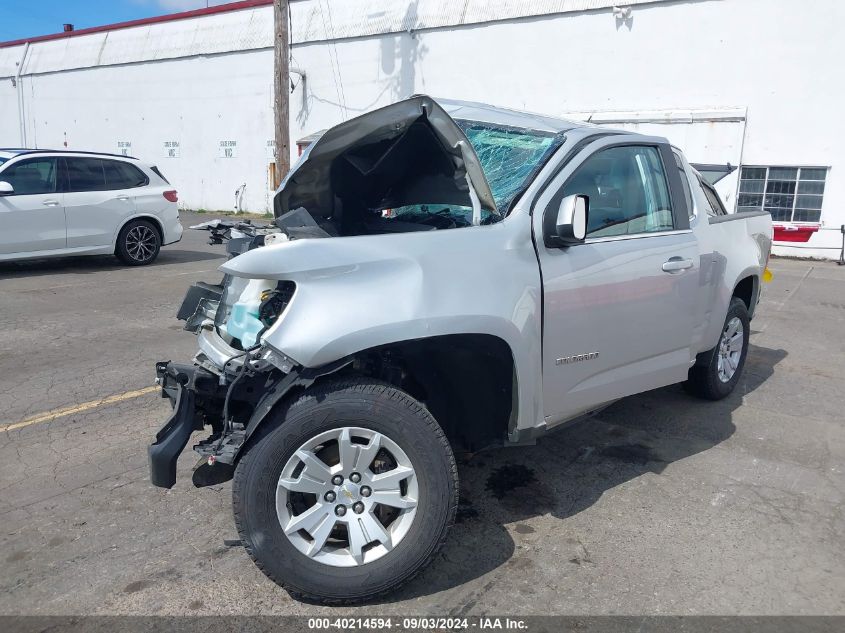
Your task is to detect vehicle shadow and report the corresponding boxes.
[383,343,787,603]
[0,249,224,278]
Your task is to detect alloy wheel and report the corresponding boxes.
[716,316,744,382]
[276,426,419,567]
[125,225,158,262]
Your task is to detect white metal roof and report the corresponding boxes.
[291,0,664,43]
[1,0,676,78]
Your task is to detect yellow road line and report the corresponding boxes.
[0,386,159,433]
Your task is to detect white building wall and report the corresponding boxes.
[1,0,843,257]
[0,4,277,213]
[16,51,276,213]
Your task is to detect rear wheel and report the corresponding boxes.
[116,219,160,265]
[685,297,750,400]
[232,378,458,603]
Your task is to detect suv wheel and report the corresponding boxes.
[116,219,160,265]
[232,378,458,603]
[685,297,750,400]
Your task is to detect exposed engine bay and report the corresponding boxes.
[274,95,500,232]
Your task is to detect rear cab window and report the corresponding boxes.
[700,179,728,216]
[673,151,694,220]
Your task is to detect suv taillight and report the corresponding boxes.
[163,190,178,202]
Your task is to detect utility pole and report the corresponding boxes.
[273,0,290,189]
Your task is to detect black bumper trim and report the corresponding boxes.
[148,386,196,489]
[147,356,351,488]
[176,282,223,321]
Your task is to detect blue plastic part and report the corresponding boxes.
[225,301,264,348]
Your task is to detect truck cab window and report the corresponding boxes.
[674,151,695,220]
[561,145,674,237]
[700,179,728,216]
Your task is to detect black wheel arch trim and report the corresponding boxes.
[118,215,164,247]
[234,357,355,461]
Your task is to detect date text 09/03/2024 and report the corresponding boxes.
[307,617,528,630]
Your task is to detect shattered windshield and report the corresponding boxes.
[456,120,563,214]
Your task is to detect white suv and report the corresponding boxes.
[0,149,183,266]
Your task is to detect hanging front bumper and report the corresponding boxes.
[148,385,197,489]
[148,361,220,488]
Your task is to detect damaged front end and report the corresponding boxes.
[150,345,346,489]
[149,95,502,489]
[150,274,308,488]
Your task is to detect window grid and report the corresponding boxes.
[738,166,826,223]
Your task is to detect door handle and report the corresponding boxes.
[117,195,130,202]
[662,257,693,273]
[42,199,60,207]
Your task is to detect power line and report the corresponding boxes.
[317,0,347,118]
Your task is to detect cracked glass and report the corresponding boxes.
[457,121,562,214]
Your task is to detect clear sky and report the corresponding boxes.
[0,1,233,42]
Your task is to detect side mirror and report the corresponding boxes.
[555,194,588,244]
[0,181,13,196]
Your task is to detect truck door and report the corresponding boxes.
[533,136,700,426]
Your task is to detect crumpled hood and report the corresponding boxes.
[273,95,498,219]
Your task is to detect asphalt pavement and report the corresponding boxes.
[0,213,843,615]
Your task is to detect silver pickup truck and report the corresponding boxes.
[149,96,772,603]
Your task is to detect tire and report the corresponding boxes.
[115,219,161,265]
[232,378,458,604]
[684,297,750,400]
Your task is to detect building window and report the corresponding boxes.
[738,166,827,223]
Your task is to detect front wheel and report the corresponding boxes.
[232,379,458,603]
[685,297,750,400]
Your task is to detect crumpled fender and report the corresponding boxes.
[218,214,544,433]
